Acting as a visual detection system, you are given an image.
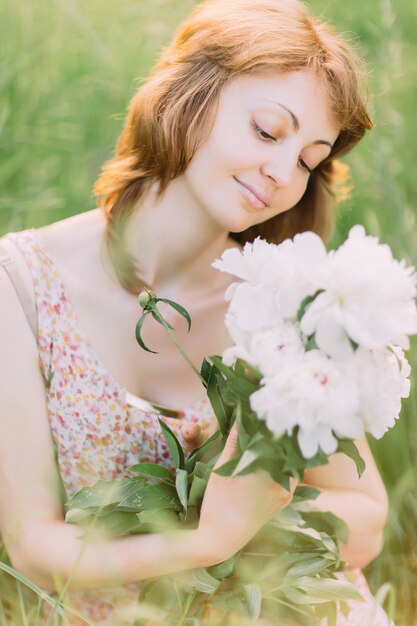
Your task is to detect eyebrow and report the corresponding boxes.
[260,99,334,149]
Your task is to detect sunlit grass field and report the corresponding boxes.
[1,0,417,624]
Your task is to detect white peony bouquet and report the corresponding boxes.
[213,225,416,461]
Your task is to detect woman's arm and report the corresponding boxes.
[303,439,389,569]
[0,274,292,592]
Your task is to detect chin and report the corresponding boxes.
[225,219,256,234]
[217,209,262,234]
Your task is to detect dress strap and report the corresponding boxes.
[0,235,38,340]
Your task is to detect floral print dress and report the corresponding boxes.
[7,229,393,626]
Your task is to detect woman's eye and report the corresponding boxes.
[298,158,313,175]
[252,120,314,174]
[252,120,276,142]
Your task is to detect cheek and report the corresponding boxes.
[279,177,309,213]
[186,136,228,181]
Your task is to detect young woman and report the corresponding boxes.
[0,0,392,623]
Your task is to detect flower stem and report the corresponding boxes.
[152,308,205,384]
[178,590,197,625]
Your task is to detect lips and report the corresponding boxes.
[233,176,270,209]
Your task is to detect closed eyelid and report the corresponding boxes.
[251,120,277,141]
[256,99,298,132]
[257,99,334,149]
[299,158,313,174]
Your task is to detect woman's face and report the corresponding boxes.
[182,70,340,233]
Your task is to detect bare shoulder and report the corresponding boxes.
[1,210,106,307]
[37,208,105,275]
[36,208,118,304]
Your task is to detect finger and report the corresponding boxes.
[181,422,201,443]
[181,419,220,454]
[181,422,203,454]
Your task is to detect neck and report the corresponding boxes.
[123,177,235,297]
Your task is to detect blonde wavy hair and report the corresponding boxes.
[94,0,372,294]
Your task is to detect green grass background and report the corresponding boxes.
[1,0,417,624]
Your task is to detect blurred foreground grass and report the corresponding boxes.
[1,0,417,624]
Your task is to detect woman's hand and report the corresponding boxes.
[196,423,294,565]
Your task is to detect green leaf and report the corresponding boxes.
[79,511,142,538]
[277,432,328,479]
[176,568,221,594]
[193,461,210,478]
[66,477,139,509]
[184,429,221,472]
[176,468,188,513]
[245,430,269,449]
[314,601,337,626]
[138,577,178,608]
[158,417,185,469]
[184,506,199,526]
[200,358,212,386]
[292,485,321,503]
[297,290,323,322]
[300,509,350,545]
[157,298,192,332]
[296,576,364,601]
[232,449,259,477]
[231,437,285,482]
[270,513,335,551]
[286,557,333,579]
[235,401,250,451]
[150,308,174,330]
[305,335,319,351]
[242,583,262,620]
[210,592,247,617]
[254,551,327,584]
[135,312,158,354]
[337,439,366,477]
[128,462,175,483]
[236,405,260,440]
[235,358,261,384]
[210,356,256,395]
[65,507,94,524]
[188,474,208,507]
[234,358,246,379]
[208,556,235,580]
[0,562,67,617]
[284,587,331,606]
[137,508,180,531]
[210,355,236,380]
[213,455,241,477]
[118,482,180,511]
[207,367,230,435]
[349,338,359,351]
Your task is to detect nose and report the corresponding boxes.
[260,147,298,187]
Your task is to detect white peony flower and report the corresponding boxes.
[346,345,411,439]
[273,231,329,318]
[222,313,304,376]
[250,350,363,458]
[212,237,283,287]
[300,225,417,355]
[214,233,328,332]
[226,282,280,332]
